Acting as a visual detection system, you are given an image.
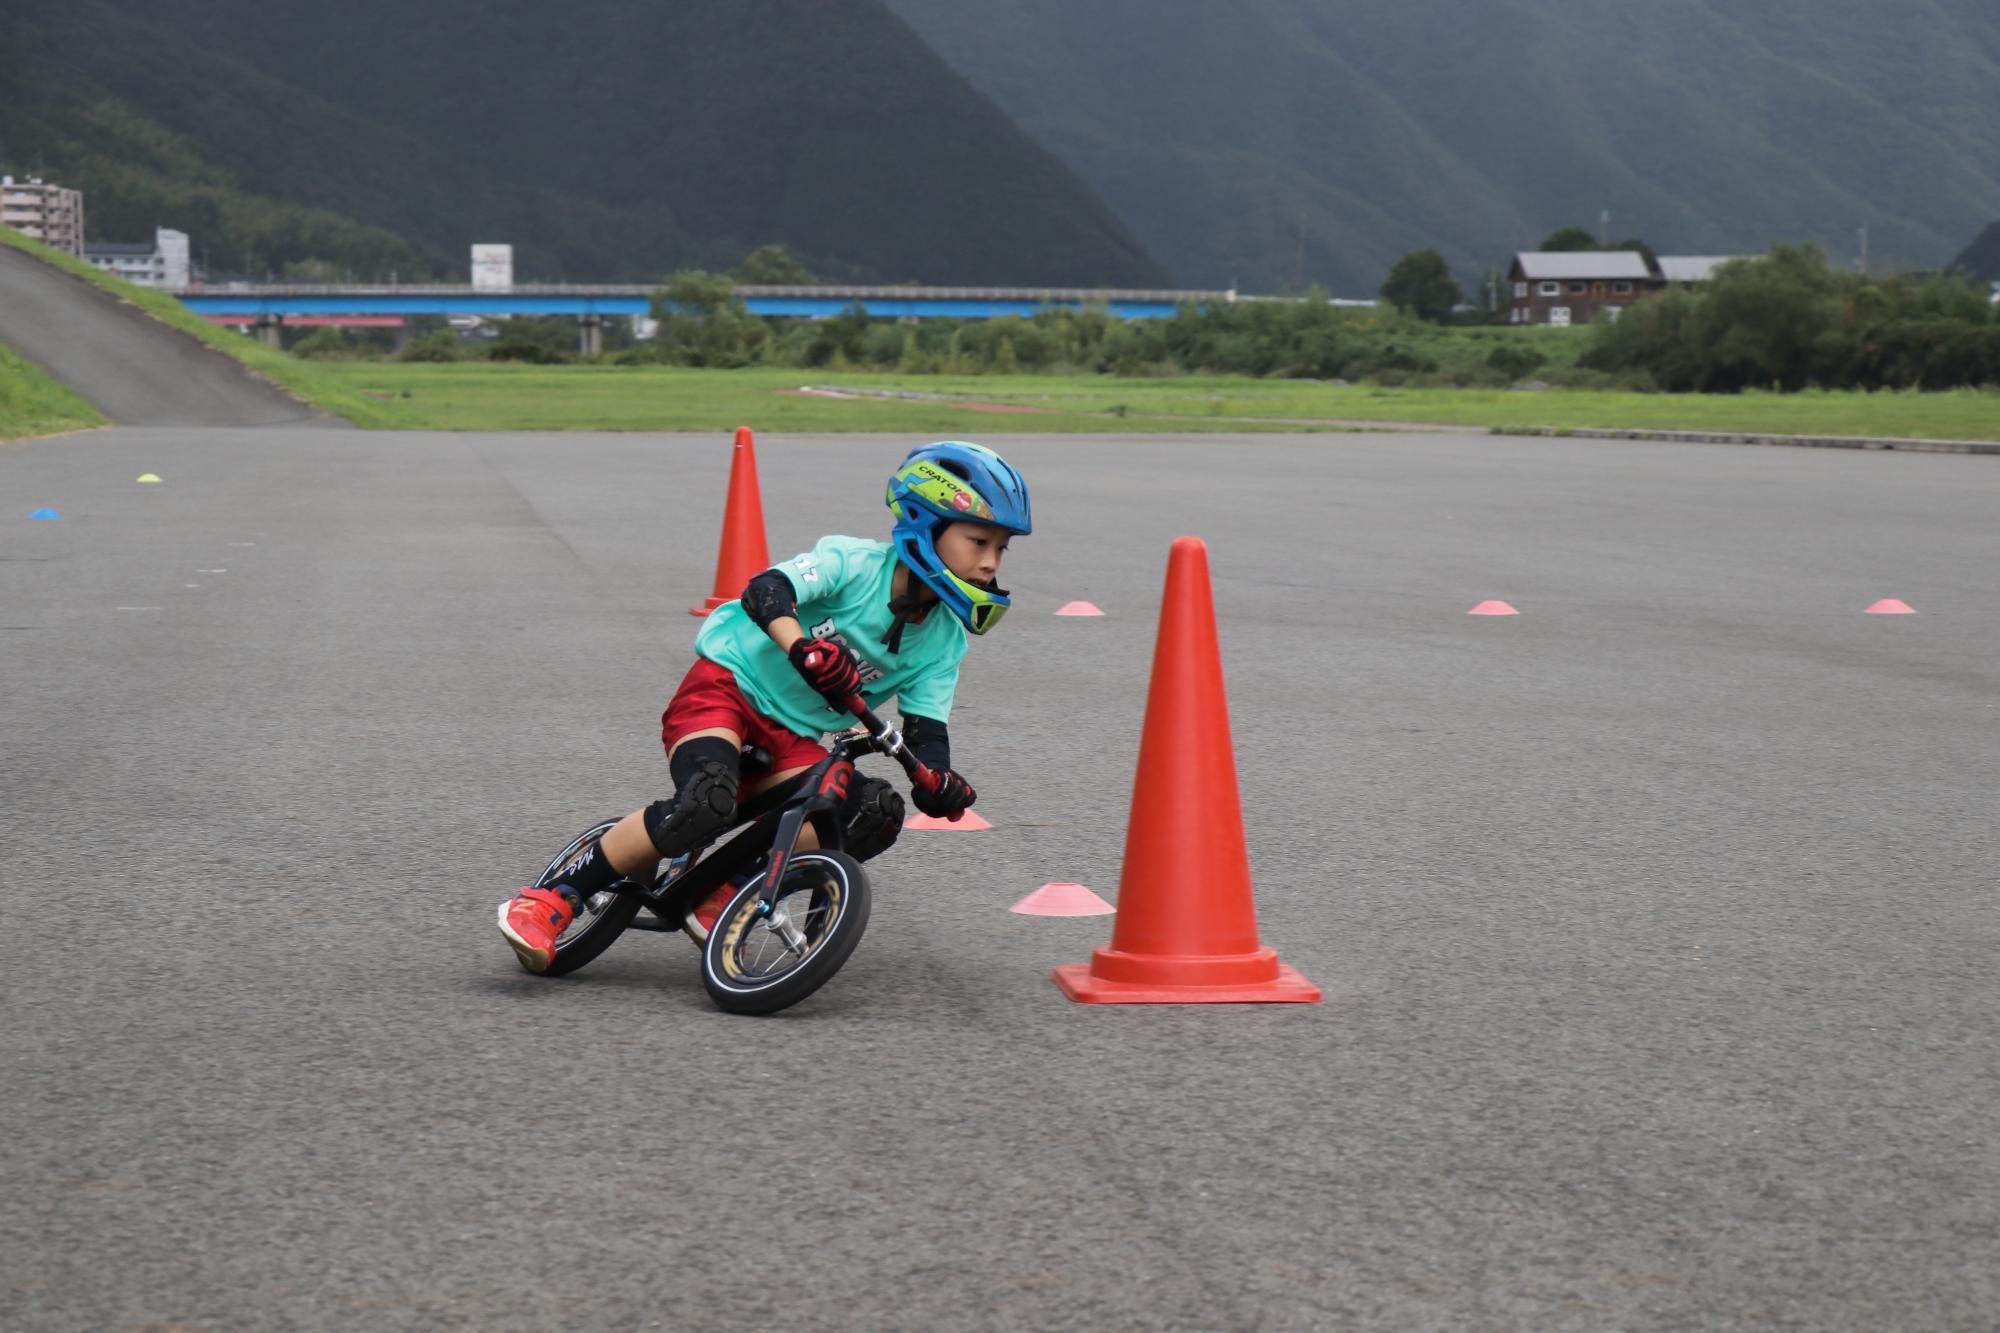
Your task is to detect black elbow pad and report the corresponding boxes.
[741,570,798,629]
[903,714,951,771]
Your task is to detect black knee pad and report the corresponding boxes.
[840,776,905,863]
[645,738,741,857]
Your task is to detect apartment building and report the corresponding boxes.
[1,176,85,257]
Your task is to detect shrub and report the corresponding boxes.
[289,327,350,359]
[488,339,571,364]
[1486,343,1546,380]
[1538,365,1621,390]
[397,329,460,362]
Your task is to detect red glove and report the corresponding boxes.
[911,768,975,819]
[788,637,863,707]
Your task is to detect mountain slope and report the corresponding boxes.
[1950,222,2000,282]
[884,0,2000,292]
[3,0,1169,285]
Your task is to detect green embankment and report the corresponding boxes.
[0,339,103,439]
[0,225,403,427]
[307,363,2000,442]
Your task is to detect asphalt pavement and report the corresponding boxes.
[3,426,1996,1330]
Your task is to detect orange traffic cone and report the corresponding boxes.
[1054,537,1321,1004]
[690,426,774,616]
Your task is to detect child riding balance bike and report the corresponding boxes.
[497,441,1032,1004]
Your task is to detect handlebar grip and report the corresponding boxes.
[843,697,938,790]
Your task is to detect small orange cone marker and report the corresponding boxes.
[1864,599,1916,615]
[690,427,773,616]
[1468,600,1519,616]
[1055,537,1320,1004]
[1055,601,1104,617]
[908,810,993,831]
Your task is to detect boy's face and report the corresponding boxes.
[935,521,1010,588]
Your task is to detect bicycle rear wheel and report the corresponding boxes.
[526,819,643,978]
[701,850,870,1015]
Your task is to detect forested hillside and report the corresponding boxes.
[1951,222,2000,282]
[886,0,2000,293]
[0,0,1167,285]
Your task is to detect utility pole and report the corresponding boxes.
[1600,208,1611,246]
[1856,226,1869,275]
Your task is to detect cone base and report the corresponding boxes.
[1053,962,1322,1005]
[688,596,733,617]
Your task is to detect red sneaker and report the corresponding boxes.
[684,882,737,946]
[498,887,575,973]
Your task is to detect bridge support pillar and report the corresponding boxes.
[253,314,284,350]
[579,314,603,358]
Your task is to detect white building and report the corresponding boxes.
[1,176,86,256]
[471,243,513,290]
[1656,255,1744,285]
[85,228,193,289]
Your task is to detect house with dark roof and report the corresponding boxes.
[1507,251,1659,326]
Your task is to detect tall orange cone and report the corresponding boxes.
[1055,537,1321,1004]
[690,427,773,616]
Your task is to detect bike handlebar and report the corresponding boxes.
[840,696,941,794]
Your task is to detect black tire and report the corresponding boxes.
[526,819,644,978]
[702,850,871,1015]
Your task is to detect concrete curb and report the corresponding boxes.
[1492,424,2000,456]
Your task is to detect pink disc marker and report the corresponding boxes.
[907,810,993,831]
[1468,600,1520,616]
[1055,601,1105,617]
[1864,599,1916,615]
[1011,883,1115,916]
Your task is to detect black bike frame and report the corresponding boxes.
[631,700,935,918]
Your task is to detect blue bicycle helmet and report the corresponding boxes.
[885,442,1032,637]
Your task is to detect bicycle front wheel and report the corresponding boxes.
[701,850,870,1015]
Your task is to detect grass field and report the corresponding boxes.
[309,363,2000,441]
[0,341,103,440]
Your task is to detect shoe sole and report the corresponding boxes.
[497,902,557,974]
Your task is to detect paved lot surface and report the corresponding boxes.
[0,247,330,428]
[4,427,1997,1331]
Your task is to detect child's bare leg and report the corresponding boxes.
[594,810,663,878]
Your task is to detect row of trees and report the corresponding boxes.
[289,273,1552,385]
[639,271,1524,382]
[1581,243,2000,391]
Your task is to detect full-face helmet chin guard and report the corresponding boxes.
[884,442,1032,634]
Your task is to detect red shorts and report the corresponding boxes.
[660,657,829,786]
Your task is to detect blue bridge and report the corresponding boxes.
[176,283,1239,351]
